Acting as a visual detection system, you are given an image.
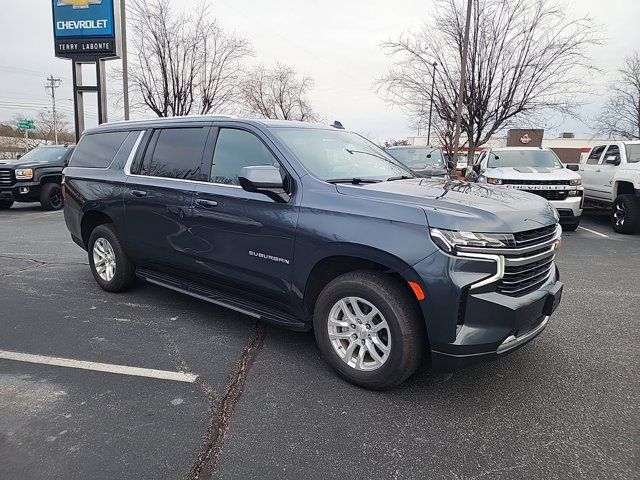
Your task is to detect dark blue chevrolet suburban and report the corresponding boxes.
[63,116,563,389]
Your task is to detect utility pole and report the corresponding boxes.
[44,75,62,144]
[120,0,130,120]
[452,0,473,167]
[427,61,437,146]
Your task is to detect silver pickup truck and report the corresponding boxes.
[472,147,584,230]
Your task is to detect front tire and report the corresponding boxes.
[611,194,639,234]
[40,183,64,211]
[88,224,136,292]
[0,200,13,209]
[313,271,425,390]
[561,218,580,231]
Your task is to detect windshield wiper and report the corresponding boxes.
[325,178,382,184]
[344,148,393,162]
[386,175,414,181]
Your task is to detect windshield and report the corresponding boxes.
[272,128,414,181]
[386,147,444,169]
[487,150,562,169]
[626,144,640,163]
[19,147,69,163]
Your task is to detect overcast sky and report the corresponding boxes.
[1,0,639,143]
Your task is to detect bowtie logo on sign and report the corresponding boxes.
[520,133,532,144]
[57,0,103,9]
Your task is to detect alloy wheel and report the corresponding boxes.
[327,296,391,371]
[614,201,626,227]
[93,237,116,282]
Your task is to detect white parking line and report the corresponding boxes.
[578,226,609,238]
[0,349,198,383]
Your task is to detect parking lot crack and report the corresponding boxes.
[188,321,266,480]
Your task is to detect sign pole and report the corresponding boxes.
[120,0,130,120]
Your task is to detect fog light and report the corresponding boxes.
[19,187,29,194]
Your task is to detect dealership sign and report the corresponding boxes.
[51,0,121,59]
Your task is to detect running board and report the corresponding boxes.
[136,268,310,331]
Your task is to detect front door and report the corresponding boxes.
[598,144,621,198]
[124,125,212,275]
[580,145,606,199]
[188,126,300,307]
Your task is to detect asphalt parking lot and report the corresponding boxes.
[1,204,638,480]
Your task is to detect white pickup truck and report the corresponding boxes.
[580,141,640,234]
[472,147,584,230]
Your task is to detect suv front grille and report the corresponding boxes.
[459,223,560,297]
[0,169,14,186]
[524,190,569,201]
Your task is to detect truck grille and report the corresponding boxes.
[501,179,570,185]
[458,223,560,297]
[524,190,568,201]
[0,169,14,186]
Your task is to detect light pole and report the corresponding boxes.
[120,0,130,120]
[426,61,437,146]
[452,0,472,167]
[45,75,61,144]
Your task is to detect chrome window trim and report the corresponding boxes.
[123,130,146,176]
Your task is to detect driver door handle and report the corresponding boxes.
[195,199,218,208]
[131,190,147,197]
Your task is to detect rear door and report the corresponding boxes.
[580,145,606,199]
[188,125,300,306]
[123,124,213,275]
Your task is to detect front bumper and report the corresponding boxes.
[411,233,563,372]
[549,196,582,223]
[0,182,42,202]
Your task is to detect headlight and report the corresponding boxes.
[430,228,515,253]
[569,179,582,186]
[486,177,502,185]
[15,168,33,179]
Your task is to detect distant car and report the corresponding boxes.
[472,147,583,231]
[0,145,74,210]
[580,141,640,234]
[385,146,448,177]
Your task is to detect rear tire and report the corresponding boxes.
[88,224,136,292]
[0,200,13,209]
[313,271,425,390]
[611,194,639,234]
[40,183,64,211]
[561,218,580,231]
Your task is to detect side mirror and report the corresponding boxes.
[238,165,288,202]
[566,164,579,171]
[605,156,621,166]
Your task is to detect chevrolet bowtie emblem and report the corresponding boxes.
[57,0,103,9]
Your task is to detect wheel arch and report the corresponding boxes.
[614,180,636,197]
[80,210,114,248]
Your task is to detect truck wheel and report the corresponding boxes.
[313,271,425,390]
[562,218,580,231]
[40,183,64,211]
[0,200,13,209]
[611,194,640,234]
[88,224,136,292]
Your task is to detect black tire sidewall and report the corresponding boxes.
[612,194,639,234]
[0,200,13,209]
[40,183,63,211]
[313,272,423,389]
[88,224,135,292]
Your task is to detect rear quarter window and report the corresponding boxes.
[69,131,130,168]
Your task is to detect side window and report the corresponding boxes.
[602,144,620,164]
[586,145,605,165]
[69,131,129,168]
[142,127,209,180]
[210,128,279,185]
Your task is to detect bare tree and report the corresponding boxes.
[35,111,73,144]
[597,52,640,139]
[240,63,319,121]
[377,0,600,165]
[128,0,251,117]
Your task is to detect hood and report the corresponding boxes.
[484,166,580,181]
[336,178,557,233]
[0,159,63,169]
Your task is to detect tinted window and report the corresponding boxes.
[70,131,129,168]
[587,145,605,165]
[210,129,279,185]
[603,145,620,163]
[19,146,71,164]
[143,127,209,180]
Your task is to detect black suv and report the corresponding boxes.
[0,145,74,210]
[63,116,564,389]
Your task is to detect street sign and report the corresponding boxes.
[51,0,121,60]
[17,120,36,131]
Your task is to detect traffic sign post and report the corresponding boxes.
[17,119,36,131]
